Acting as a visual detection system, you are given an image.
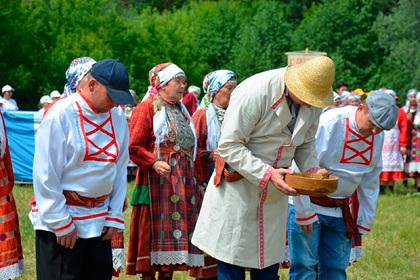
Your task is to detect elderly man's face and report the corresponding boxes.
[86,79,116,113]
[288,89,312,107]
[3,91,13,100]
[356,103,383,136]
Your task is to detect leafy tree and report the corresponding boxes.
[231,1,291,79]
[290,0,394,90]
[1,0,414,109]
[372,0,420,96]
[192,1,244,78]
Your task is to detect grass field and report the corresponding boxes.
[12,184,420,280]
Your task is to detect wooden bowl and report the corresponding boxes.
[284,172,338,196]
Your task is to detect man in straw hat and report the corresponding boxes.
[191,56,334,279]
[32,58,135,280]
[288,90,398,280]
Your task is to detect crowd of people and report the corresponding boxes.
[0,55,417,280]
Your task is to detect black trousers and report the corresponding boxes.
[36,230,112,280]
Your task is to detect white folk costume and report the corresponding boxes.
[380,108,408,182]
[31,92,128,238]
[191,67,323,269]
[293,106,383,233]
[289,91,398,280]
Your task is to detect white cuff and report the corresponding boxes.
[52,219,76,237]
[295,213,318,225]
[357,224,371,235]
[104,214,125,230]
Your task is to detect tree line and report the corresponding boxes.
[0,0,418,109]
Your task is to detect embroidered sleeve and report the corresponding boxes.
[356,162,382,235]
[293,195,318,225]
[259,166,274,190]
[193,108,210,183]
[33,115,74,237]
[398,109,409,147]
[129,101,157,169]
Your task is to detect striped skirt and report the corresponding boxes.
[0,161,24,279]
[126,150,204,276]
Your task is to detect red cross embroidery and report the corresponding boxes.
[340,118,374,165]
[76,102,119,162]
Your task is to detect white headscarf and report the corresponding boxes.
[201,70,237,151]
[403,89,418,113]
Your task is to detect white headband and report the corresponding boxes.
[158,64,185,87]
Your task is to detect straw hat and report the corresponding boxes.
[284,56,335,108]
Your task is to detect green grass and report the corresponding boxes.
[12,184,420,279]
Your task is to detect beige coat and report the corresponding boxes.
[191,67,322,269]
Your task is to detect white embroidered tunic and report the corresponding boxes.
[293,106,383,235]
[30,93,128,238]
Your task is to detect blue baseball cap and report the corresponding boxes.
[90,59,135,105]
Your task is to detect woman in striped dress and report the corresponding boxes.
[126,63,204,279]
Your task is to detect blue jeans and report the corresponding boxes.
[288,204,351,280]
[217,260,279,280]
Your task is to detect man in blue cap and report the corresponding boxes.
[32,59,134,280]
[288,90,398,280]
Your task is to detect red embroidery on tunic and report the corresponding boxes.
[76,102,119,162]
[271,94,285,110]
[257,147,284,268]
[340,118,374,165]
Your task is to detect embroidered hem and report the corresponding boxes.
[0,259,24,280]
[150,251,204,267]
[112,248,125,272]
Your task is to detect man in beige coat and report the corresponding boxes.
[191,56,335,280]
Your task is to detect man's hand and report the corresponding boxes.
[56,228,78,249]
[400,146,407,155]
[270,168,297,196]
[315,168,330,178]
[152,161,171,177]
[300,221,319,233]
[102,227,120,240]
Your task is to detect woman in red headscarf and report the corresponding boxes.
[126,63,204,279]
